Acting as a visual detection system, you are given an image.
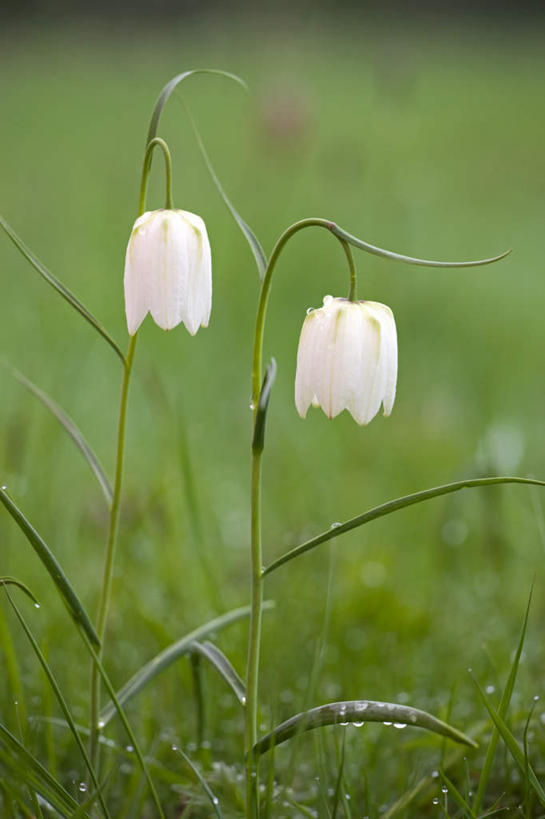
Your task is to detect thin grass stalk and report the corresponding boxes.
[89,332,137,765]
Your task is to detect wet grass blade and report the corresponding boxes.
[0,215,125,364]
[470,674,545,807]
[252,700,477,756]
[0,723,79,817]
[472,587,533,813]
[3,587,110,818]
[439,770,475,818]
[80,630,165,819]
[263,476,545,575]
[99,602,273,727]
[192,641,246,706]
[0,576,40,606]
[0,487,100,647]
[8,365,113,505]
[172,745,223,818]
[182,101,267,278]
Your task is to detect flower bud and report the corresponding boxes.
[124,209,212,336]
[295,295,397,426]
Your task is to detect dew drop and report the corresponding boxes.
[78,782,87,793]
[171,744,179,751]
[533,694,540,702]
[485,685,495,694]
[34,603,40,609]
[431,770,439,778]
[393,722,407,729]
[241,696,247,706]
[432,797,439,805]
[352,721,365,728]
[306,307,314,315]
[441,786,448,794]
[212,797,219,805]
[330,522,342,529]
[383,721,392,727]
[249,400,256,411]
[97,719,105,729]
[126,745,134,753]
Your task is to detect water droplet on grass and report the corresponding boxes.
[432,797,439,805]
[485,685,495,694]
[34,603,40,609]
[393,723,406,729]
[97,720,105,729]
[330,522,342,529]
[78,783,87,793]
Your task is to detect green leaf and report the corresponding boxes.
[472,586,533,813]
[8,364,112,505]
[252,700,477,757]
[470,675,545,807]
[0,576,40,607]
[332,222,511,268]
[182,101,267,278]
[192,641,246,706]
[99,602,273,727]
[0,486,100,647]
[252,358,277,452]
[263,476,545,575]
[0,722,79,817]
[172,745,223,818]
[3,586,110,818]
[0,215,125,364]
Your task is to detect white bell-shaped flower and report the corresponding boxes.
[124,209,212,335]
[295,295,397,426]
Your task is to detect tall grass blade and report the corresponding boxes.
[99,602,272,727]
[190,651,205,748]
[182,102,267,278]
[263,476,545,575]
[172,745,223,818]
[252,700,477,756]
[439,770,476,817]
[470,675,545,807]
[3,587,110,818]
[8,365,113,505]
[192,641,246,706]
[0,723,79,816]
[0,487,100,647]
[472,587,533,813]
[80,630,165,819]
[0,577,40,606]
[0,215,125,363]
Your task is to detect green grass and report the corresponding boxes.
[1,17,545,816]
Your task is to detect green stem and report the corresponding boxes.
[89,333,137,765]
[138,137,174,214]
[340,239,358,301]
[245,447,263,816]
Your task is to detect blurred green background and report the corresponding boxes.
[1,12,545,814]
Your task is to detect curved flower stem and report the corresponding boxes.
[340,238,358,301]
[138,137,174,214]
[89,333,137,765]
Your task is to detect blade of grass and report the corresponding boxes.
[0,215,124,363]
[439,769,476,817]
[0,487,99,647]
[470,674,545,807]
[7,365,112,505]
[190,651,205,748]
[79,629,165,819]
[192,641,246,706]
[99,602,273,727]
[172,745,223,818]
[181,100,267,278]
[472,586,533,813]
[3,586,110,818]
[0,577,40,606]
[0,725,79,816]
[263,477,545,575]
[252,700,477,756]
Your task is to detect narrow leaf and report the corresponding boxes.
[99,602,273,727]
[3,587,110,818]
[192,641,246,706]
[0,215,125,363]
[0,722,79,816]
[470,675,545,807]
[182,101,267,278]
[252,700,477,756]
[8,365,112,505]
[439,770,476,817]
[472,586,533,813]
[263,476,545,575]
[172,745,223,818]
[0,487,100,647]
[332,222,510,268]
[252,358,277,452]
[0,576,40,607]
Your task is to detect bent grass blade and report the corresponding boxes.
[99,602,272,727]
[0,215,125,364]
[263,476,545,575]
[8,365,113,505]
[172,745,223,819]
[0,487,100,647]
[192,641,246,706]
[252,700,477,757]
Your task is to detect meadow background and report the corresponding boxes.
[1,9,545,815]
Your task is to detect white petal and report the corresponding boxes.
[347,304,382,425]
[367,302,398,416]
[295,304,331,417]
[123,211,156,335]
[178,211,212,335]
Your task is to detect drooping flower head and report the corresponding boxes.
[124,209,212,336]
[295,295,397,426]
